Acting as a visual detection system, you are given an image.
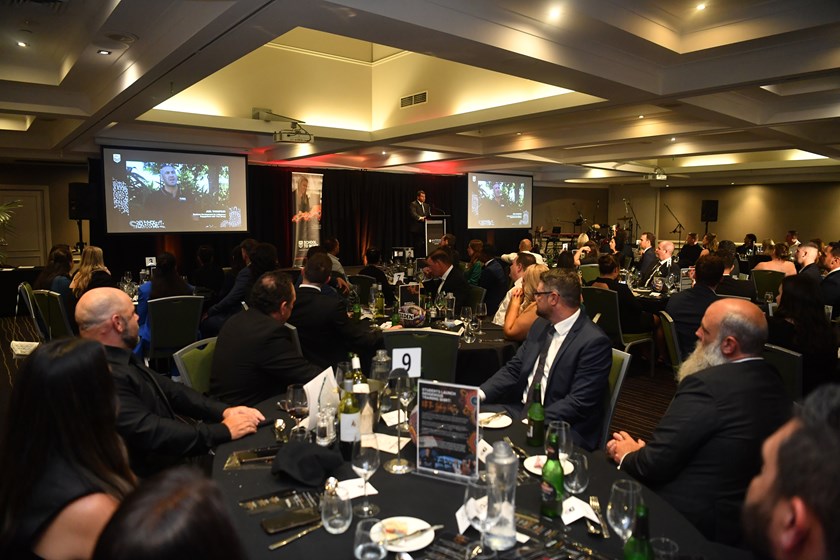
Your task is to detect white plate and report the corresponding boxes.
[478,412,513,429]
[522,454,574,476]
[372,516,435,552]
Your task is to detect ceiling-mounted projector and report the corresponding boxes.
[274,130,313,143]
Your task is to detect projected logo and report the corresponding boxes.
[112,153,121,164]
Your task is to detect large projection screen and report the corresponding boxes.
[467,172,532,229]
[102,146,248,233]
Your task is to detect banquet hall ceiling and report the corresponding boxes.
[1,0,840,187]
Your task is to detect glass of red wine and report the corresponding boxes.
[286,384,309,430]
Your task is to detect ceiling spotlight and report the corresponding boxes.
[17,41,29,48]
[670,137,676,142]
[97,49,112,55]
[638,115,644,119]
[548,6,562,21]
[696,3,706,10]
[381,151,387,155]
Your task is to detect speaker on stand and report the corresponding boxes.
[68,182,91,253]
[700,200,718,235]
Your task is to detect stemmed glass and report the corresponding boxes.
[435,292,448,317]
[474,303,488,335]
[286,384,309,430]
[352,432,381,517]
[384,370,415,474]
[545,420,572,460]
[607,479,644,542]
[460,306,473,325]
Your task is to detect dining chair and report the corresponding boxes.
[147,295,204,370]
[762,343,803,403]
[582,286,654,376]
[285,322,303,357]
[751,270,785,302]
[579,264,600,284]
[658,310,683,377]
[382,328,460,382]
[599,348,632,449]
[173,337,217,394]
[32,290,74,340]
[17,282,49,342]
[466,285,486,310]
[348,274,377,306]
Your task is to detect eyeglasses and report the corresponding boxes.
[533,291,558,297]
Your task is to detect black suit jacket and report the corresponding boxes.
[716,276,756,301]
[409,199,430,234]
[359,265,395,304]
[587,277,651,333]
[821,270,840,319]
[105,345,230,477]
[677,244,702,267]
[635,247,657,273]
[424,265,471,312]
[479,258,508,316]
[621,360,791,544]
[480,313,613,450]
[640,258,681,287]
[209,308,321,406]
[289,285,383,369]
[665,285,719,359]
[798,263,821,281]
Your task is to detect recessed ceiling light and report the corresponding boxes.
[548,6,562,22]
[516,132,522,136]
[381,151,387,155]
[97,49,112,55]
[638,115,644,119]
[670,137,676,142]
[17,41,29,48]
[696,3,706,10]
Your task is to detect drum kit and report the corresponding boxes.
[587,215,633,243]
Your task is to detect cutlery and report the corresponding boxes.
[382,524,444,545]
[589,496,610,539]
[479,411,505,426]
[503,436,530,459]
[586,518,603,536]
[267,521,322,550]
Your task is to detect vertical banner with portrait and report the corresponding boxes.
[292,172,323,266]
[416,380,479,482]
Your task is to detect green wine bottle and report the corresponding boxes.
[623,504,654,560]
[350,354,366,386]
[526,382,544,447]
[539,422,564,518]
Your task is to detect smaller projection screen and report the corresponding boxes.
[102,146,248,233]
[467,172,532,229]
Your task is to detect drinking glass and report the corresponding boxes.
[435,292,448,315]
[650,537,679,560]
[335,361,352,387]
[461,306,473,324]
[463,474,489,533]
[474,303,488,335]
[563,451,589,494]
[321,486,352,534]
[824,305,833,322]
[764,291,775,305]
[607,479,644,542]
[384,370,415,474]
[354,518,386,560]
[352,433,381,517]
[286,384,309,429]
[545,421,572,460]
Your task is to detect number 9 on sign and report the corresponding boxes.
[392,348,421,378]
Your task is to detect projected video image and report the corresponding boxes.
[467,173,532,229]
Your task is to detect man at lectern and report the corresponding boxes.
[409,190,430,256]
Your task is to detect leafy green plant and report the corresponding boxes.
[0,199,22,262]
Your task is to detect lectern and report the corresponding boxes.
[425,214,449,257]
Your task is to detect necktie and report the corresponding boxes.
[524,324,555,409]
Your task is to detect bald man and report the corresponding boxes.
[606,298,792,545]
[77,287,264,477]
[640,240,680,287]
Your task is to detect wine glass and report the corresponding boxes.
[474,302,488,335]
[607,479,643,542]
[335,361,352,387]
[352,433,381,517]
[435,292,448,315]
[286,384,309,429]
[545,420,572,460]
[384,370,415,474]
[460,306,473,325]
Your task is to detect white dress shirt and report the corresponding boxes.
[521,309,581,404]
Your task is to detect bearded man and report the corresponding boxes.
[606,298,792,545]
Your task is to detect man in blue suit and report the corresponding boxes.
[479,268,613,450]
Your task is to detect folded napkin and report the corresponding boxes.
[271,441,343,486]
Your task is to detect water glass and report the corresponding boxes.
[825,305,833,322]
[316,410,336,446]
[650,537,679,560]
[607,479,644,542]
[354,518,386,560]
[545,421,572,459]
[563,451,589,494]
[764,291,775,305]
[321,486,352,534]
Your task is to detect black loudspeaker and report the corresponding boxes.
[700,199,718,222]
[68,182,92,220]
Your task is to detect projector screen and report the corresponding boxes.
[102,146,248,233]
[467,172,532,229]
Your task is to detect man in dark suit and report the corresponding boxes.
[634,231,657,273]
[478,244,508,317]
[480,268,613,450]
[677,232,702,267]
[423,248,470,312]
[209,271,321,407]
[820,241,840,319]
[409,190,430,256]
[607,298,792,545]
[795,242,822,280]
[77,287,263,477]
[665,255,724,359]
[289,252,384,369]
[588,254,654,334]
[640,240,681,287]
[715,249,757,301]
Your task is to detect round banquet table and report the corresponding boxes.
[455,324,519,386]
[212,398,752,560]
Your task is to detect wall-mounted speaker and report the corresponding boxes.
[68,182,92,220]
[700,199,718,222]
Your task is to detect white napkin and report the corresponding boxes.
[337,478,378,499]
[561,495,600,526]
[302,367,339,430]
[374,433,411,454]
[380,409,407,427]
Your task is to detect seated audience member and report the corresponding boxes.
[634,232,657,272]
[737,233,758,256]
[742,385,840,560]
[715,249,757,301]
[555,250,576,269]
[698,232,718,259]
[784,229,801,252]
[0,339,135,559]
[478,244,508,317]
[134,252,194,357]
[210,271,321,406]
[717,239,741,277]
[665,255,724,359]
[423,248,471,312]
[439,233,461,264]
[588,254,655,334]
[77,288,264,477]
[464,239,484,285]
[794,242,822,280]
[220,238,255,298]
[322,237,350,296]
[614,230,635,268]
[820,241,840,319]
[500,238,545,265]
[677,232,702,267]
[503,264,549,341]
[573,241,599,266]
[289,253,384,369]
[359,247,394,304]
[70,245,115,298]
[752,242,797,276]
[493,252,536,325]
[607,298,792,545]
[191,244,225,308]
[34,244,76,326]
[93,467,245,560]
[768,275,838,395]
[640,241,681,287]
[480,268,612,451]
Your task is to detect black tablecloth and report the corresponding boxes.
[456,324,518,386]
[213,398,750,560]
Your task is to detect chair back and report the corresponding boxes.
[466,285,486,310]
[599,349,631,448]
[752,270,785,302]
[581,287,622,343]
[147,295,204,361]
[762,343,803,402]
[173,337,217,394]
[32,290,73,340]
[383,328,460,382]
[348,274,377,305]
[18,282,49,342]
[658,311,683,377]
[579,264,600,284]
[285,322,303,357]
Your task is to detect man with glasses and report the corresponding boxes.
[479,268,612,450]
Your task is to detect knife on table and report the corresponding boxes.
[381,524,444,546]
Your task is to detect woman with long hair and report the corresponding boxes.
[135,252,194,356]
[698,232,719,259]
[503,263,549,341]
[752,242,797,276]
[465,239,484,286]
[69,246,114,298]
[0,339,135,559]
[768,275,838,395]
[34,244,76,320]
